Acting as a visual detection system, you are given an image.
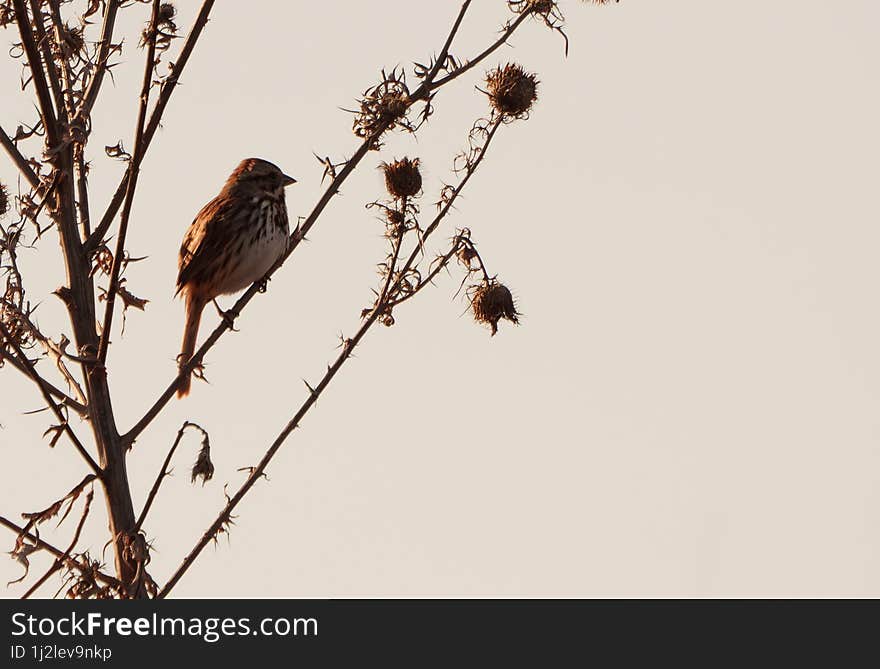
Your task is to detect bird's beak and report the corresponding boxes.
[283,174,297,187]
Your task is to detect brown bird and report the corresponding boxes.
[176,158,296,397]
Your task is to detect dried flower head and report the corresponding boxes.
[469,280,520,336]
[144,2,178,50]
[191,439,214,485]
[486,64,539,119]
[352,70,412,149]
[54,23,85,61]
[382,157,422,199]
[0,181,9,218]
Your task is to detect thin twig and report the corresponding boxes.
[389,235,465,309]
[96,0,161,364]
[74,149,91,241]
[28,0,68,127]
[75,0,120,123]
[0,124,40,188]
[396,119,502,287]
[1,353,88,416]
[21,489,93,599]
[0,320,101,475]
[46,0,76,120]
[429,10,532,89]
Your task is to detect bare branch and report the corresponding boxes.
[1,353,88,416]
[134,421,204,533]
[430,9,532,90]
[0,513,119,589]
[0,124,39,188]
[28,0,67,124]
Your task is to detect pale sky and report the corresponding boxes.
[2,1,880,597]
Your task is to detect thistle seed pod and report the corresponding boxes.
[382,157,422,199]
[486,64,539,118]
[470,281,520,336]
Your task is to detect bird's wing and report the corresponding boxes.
[176,196,234,294]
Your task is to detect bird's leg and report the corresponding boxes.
[212,299,240,331]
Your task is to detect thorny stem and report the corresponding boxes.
[29,0,68,126]
[377,196,408,308]
[75,0,121,124]
[159,117,506,599]
[0,321,101,475]
[74,148,91,241]
[96,0,161,365]
[21,489,93,599]
[46,0,76,119]
[430,10,533,90]
[0,124,40,188]
[388,236,464,310]
[397,119,502,282]
[1,353,88,415]
[12,0,60,150]
[124,1,528,446]
[0,514,119,589]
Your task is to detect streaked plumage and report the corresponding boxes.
[176,158,296,397]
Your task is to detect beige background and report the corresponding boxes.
[1,1,879,596]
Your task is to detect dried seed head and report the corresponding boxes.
[386,209,405,225]
[158,2,176,23]
[382,157,422,199]
[191,440,214,485]
[377,91,408,123]
[0,181,9,218]
[384,208,407,236]
[57,23,84,60]
[470,280,520,336]
[353,71,412,149]
[486,64,539,119]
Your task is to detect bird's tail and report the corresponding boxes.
[178,292,206,398]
